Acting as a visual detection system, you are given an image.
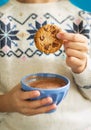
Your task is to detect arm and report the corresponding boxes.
[72,57,91,100]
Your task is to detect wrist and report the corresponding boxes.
[0,94,12,112]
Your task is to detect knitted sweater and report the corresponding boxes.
[0,0,91,130]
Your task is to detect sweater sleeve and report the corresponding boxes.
[72,56,91,100]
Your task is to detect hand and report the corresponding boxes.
[57,32,88,73]
[0,84,56,116]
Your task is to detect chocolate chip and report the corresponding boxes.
[40,35,45,41]
[44,27,49,32]
[44,44,51,50]
[52,42,59,48]
[51,30,56,34]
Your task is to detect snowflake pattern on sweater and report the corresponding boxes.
[0,10,90,59]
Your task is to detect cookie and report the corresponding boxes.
[34,24,63,54]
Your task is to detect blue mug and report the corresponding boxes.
[21,73,70,113]
[70,0,91,12]
[0,0,9,6]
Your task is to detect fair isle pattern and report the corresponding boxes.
[0,11,90,59]
[0,20,19,49]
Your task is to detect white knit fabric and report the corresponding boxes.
[0,0,91,130]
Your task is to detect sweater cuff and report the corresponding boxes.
[72,56,91,87]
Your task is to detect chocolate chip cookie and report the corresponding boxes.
[34,24,63,54]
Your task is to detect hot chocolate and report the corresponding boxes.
[29,77,66,89]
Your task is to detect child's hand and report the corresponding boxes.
[1,84,56,115]
[57,32,88,73]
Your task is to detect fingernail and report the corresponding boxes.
[34,91,40,96]
[46,97,53,103]
[56,33,61,39]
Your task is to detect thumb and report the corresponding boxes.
[56,30,66,38]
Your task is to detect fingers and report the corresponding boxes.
[65,48,87,59]
[22,103,57,116]
[10,85,56,115]
[65,47,87,67]
[30,104,57,115]
[66,54,87,68]
[19,90,56,111]
[14,84,41,100]
[56,31,88,73]
[25,97,53,109]
[20,90,40,100]
[20,97,57,115]
[66,55,87,73]
[64,41,88,52]
[65,48,87,73]
[57,32,88,43]
[20,90,53,109]
[56,31,88,53]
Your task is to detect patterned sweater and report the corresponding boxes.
[0,0,91,130]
